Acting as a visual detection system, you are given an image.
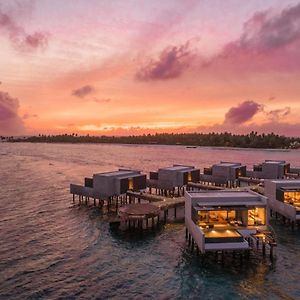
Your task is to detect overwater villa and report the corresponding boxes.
[185,190,272,254]
[70,169,146,207]
[147,165,200,196]
[200,161,246,187]
[249,160,290,179]
[264,179,300,226]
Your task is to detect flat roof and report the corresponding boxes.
[265,160,286,163]
[187,190,265,207]
[279,187,300,191]
[94,170,139,177]
[160,165,194,171]
[214,162,242,167]
[264,160,286,165]
[268,179,300,184]
[118,173,144,179]
[189,191,256,198]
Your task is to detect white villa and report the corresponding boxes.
[185,190,268,253]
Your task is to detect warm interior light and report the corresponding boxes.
[128,178,134,190]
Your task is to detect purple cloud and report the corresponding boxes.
[196,121,300,137]
[0,91,24,135]
[242,4,300,52]
[0,10,48,51]
[224,100,262,124]
[202,3,300,73]
[23,113,38,119]
[136,42,193,81]
[72,85,95,98]
[222,3,300,56]
[266,107,291,121]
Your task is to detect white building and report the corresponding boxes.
[264,179,300,222]
[185,190,268,253]
[70,169,146,199]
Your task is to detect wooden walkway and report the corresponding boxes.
[126,191,185,210]
[187,182,224,190]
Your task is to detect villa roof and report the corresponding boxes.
[159,165,194,171]
[187,190,266,207]
[94,170,140,177]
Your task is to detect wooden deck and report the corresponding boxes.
[126,191,185,210]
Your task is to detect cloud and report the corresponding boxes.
[206,3,300,73]
[136,42,193,81]
[0,91,25,135]
[72,85,95,98]
[195,121,300,137]
[268,96,276,101]
[224,100,262,124]
[0,9,48,52]
[23,113,38,119]
[93,97,111,104]
[237,4,300,52]
[193,100,299,137]
[266,107,291,121]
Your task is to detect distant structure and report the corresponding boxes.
[200,161,246,187]
[70,169,146,200]
[147,165,200,196]
[249,160,290,179]
[265,179,300,228]
[185,190,276,256]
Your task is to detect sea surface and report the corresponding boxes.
[0,143,299,300]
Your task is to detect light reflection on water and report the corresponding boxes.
[0,143,299,299]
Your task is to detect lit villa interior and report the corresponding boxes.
[185,190,268,252]
[278,188,300,211]
[265,180,300,222]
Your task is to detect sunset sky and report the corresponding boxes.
[1,0,300,136]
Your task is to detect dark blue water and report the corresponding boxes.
[0,143,299,299]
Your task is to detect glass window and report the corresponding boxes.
[248,207,266,226]
[128,178,133,190]
[284,191,300,204]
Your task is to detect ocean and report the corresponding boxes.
[0,143,299,299]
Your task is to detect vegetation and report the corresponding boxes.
[7,132,300,149]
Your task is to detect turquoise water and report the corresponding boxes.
[0,143,299,299]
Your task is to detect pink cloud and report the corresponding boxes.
[136,42,193,81]
[0,91,25,135]
[0,9,48,51]
[265,106,291,122]
[72,85,95,98]
[194,100,299,137]
[207,3,300,73]
[23,113,38,119]
[196,121,300,138]
[224,100,263,124]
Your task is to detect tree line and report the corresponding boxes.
[7,132,300,149]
